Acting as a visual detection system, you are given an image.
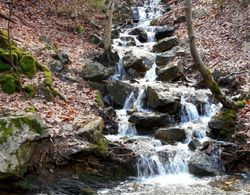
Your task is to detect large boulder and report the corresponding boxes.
[156,62,184,81]
[153,36,178,53]
[155,46,181,66]
[188,151,226,176]
[76,117,108,156]
[146,84,181,114]
[128,112,172,132]
[120,36,137,46]
[106,80,135,108]
[155,26,175,41]
[0,113,48,187]
[208,109,236,141]
[81,61,115,82]
[123,48,155,74]
[129,27,148,43]
[155,128,186,144]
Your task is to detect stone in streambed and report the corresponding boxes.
[156,62,184,82]
[128,27,148,43]
[128,112,172,131]
[106,80,135,108]
[153,36,178,53]
[188,139,202,151]
[154,26,175,41]
[146,84,181,114]
[81,61,115,82]
[188,151,226,176]
[154,127,186,144]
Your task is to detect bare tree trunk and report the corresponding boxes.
[7,0,16,72]
[185,0,238,109]
[104,0,115,53]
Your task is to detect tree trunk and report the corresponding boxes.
[185,0,238,109]
[104,0,115,53]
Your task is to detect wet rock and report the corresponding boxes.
[88,34,104,47]
[153,36,178,53]
[132,7,140,23]
[52,51,71,65]
[188,139,202,151]
[146,84,181,114]
[129,27,148,43]
[156,62,184,82]
[123,49,155,74]
[106,80,135,108]
[155,46,181,66]
[208,109,236,141]
[98,107,118,135]
[155,128,186,144]
[87,81,107,95]
[155,26,175,41]
[120,36,137,46]
[128,112,172,131]
[188,151,225,176]
[76,117,108,156]
[0,113,48,182]
[81,61,115,82]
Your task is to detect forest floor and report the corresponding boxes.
[0,0,249,141]
[0,0,107,135]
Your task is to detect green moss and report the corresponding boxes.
[20,55,36,78]
[236,101,245,108]
[80,188,96,195]
[0,120,14,144]
[36,63,53,87]
[12,116,44,134]
[210,82,222,95]
[87,0,106,10]
[23,84,35,97]
[215,109,236,140]
[0,73,20,94]
[95,90,104,108]
[0,59,11,71]
[25,106,36,113]
[93,137,108,156]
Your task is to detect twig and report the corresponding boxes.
[219,70,250,80]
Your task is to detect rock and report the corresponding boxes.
[87,81,106,95]
[155,26,175,41]
[188,151,226,176]
[155,46,181,66]
[156,62,184,81]
[153,36,178,53]
[188,139,202,151]
[132,7,140,23]
[98,107,118,135]
[81,61,115,82]
[123,48,155,74]
[120,36,137,46]
[106,80,135,108]
[113,3,133,24]
[50,60,64,72]
[0,113,48,180]
[146,84,181,114]
[128,112,172,131]
[88,34,104,47]
[76,117,108,156]
[52,51,70,65]
[208,109,236,141]
[129,27,148,43]
[155,128,186,144]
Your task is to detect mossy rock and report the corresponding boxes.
[0,114,45,144]
[0,59,11,71]
[0,73,20,94]
[208,109,236,141]
[20,55,36,78]
[95,90,105,108]
[23,84,35,97]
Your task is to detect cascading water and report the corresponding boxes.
[99,0,241,194]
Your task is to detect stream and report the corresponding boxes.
[98,0,249,194]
